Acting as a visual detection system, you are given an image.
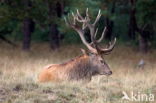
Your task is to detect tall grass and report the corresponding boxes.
[0,43,156,103]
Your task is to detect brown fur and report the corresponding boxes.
[39,51,112,82]
[38,55,99,82]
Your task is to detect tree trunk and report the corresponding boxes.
[56,2,64,18]
[137,28,148,53]
[48,1,64,50]
[105,18,113,40]
[128,0,148,53]
[128,9,136,39]
[22,0,34,51]
[49,24,60,50]
[56,1,65,41]
[128,0,137,39]
[22,18,34,50]
[105,1,115,40]
[139,35,147,53]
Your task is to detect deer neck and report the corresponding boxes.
[67,54,98,80]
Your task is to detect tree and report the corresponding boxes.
[47,1,61,50]
[0,0,35,50]
[22,0,35,50]
[137,0,156,51]
[128,0,156,53]
[105,1,116,40]
[32,0,65,50]
[22,18,34,50]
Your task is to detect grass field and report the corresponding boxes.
[0,43,156,103]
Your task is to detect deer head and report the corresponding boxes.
[64,8,116,76]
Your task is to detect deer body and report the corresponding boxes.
[38,9,116,82]
[38,54,111,82]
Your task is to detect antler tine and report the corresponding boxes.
[76,9,90,23]
[86,8,88,15]
[64,11,98,54]
[64,15,75,28]
[76,9,95,44]
[100,38,116,54]
[85,9,101,44]
[64,17,68,25]
[75,16,86,23]
[75,11,87,30]
[77,31,98,53]
[89,28,98,45]
[76,9,84,20]
[86,8,90,20]
[93,9,101,26]
[94,28,98,39]
[96,27,107,43]
[71,12,76,25]
[82,19,87,30]
[65,9,116,55]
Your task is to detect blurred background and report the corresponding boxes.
[0,0,156,103]
[0,0,156,53]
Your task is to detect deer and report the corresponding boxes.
[38,8,116,82]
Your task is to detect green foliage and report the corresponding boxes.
[0,0,156,47]
[136,0,156,48]
[32,26,49,42]
[137,0,156,25]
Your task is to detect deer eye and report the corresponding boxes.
[100,60,104,63]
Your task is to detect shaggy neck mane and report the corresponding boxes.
[60,54,88,65]
[61,54,98,80]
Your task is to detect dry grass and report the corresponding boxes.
[0,43,156,103]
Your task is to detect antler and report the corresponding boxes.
[64,8,116,54]
[64,12,98,54]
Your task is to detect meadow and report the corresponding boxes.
[0,43,156,103]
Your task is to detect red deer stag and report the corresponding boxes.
[38,9,116,82]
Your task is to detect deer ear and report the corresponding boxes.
[81,48,88,55]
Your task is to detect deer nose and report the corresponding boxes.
[108,71,112,75]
